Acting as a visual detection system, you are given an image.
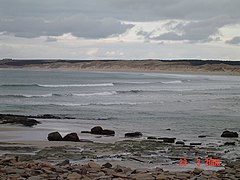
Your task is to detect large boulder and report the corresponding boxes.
[221,131,238,138]
[62,133,80,142]
[125,132,142,138]
[91,126,103,134]
[176,141,185,145]
[90,126,115,136]
[47,132,63,141]
[101,129,115,136]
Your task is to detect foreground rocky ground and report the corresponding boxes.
[0,155,240,180]
[0,138,239,179]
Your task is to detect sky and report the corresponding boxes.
[0,0,240,60]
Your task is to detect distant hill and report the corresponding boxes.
[1,59,240,75]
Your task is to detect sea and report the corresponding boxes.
[0,69,240,146]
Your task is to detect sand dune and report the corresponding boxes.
[1,59,240,75]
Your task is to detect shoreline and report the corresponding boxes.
[0,116,239,179]
[1,66,240,76]
[1,59,240,76]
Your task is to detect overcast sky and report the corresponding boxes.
[0,0,240,60]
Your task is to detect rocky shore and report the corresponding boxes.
[0,114,74,127]
[0,114,239,179]
[0,155,240,179]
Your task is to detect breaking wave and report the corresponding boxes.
[0,83,114,88]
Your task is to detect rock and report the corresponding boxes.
[62,133,80,142]
[102,162,112,168]
[87,162,101,171]
[176,141,185,145]
[158,137,176,143]
[112,172,128,178]
[91,126,103,134]
[27,176,43,180]
[190,142,202,146]
[67,172,81,180]
[57,159,70,166]
[131,172,155,180]
[198,135,207,138]
[193,168,203,175]
[156,173,168,180]
[114,165,131,173]
[47,132,62,141]
[6,168,25,175]
[224,142,235,146]
[147,136,157,140]
[0,114,41,127]
[221,131,238,138]
[36,114,61,119]
[166,128,171,131]
[101,129,115,136]
[125,132,142,138]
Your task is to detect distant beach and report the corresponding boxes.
[1,59,240,75]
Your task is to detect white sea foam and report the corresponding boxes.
[46,102,152,107]
[39,83,114,87]
[73,91,117,97]
[161,80,182,84]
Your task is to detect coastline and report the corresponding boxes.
[1,59,240,76]
[1,63,240,179]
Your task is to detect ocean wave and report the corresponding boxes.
[39,83,114,87]
[161,80,182,84]
[38,102,152,107]
[0,94,54,98]
[113,81,152,85]
[0,83,114,88]
[73,91,117,97]
[0,91,117,98]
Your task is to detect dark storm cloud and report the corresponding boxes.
[0,0,239,39]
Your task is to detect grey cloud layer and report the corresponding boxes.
[0,16,133,39]
[138,16,236,42]
[0,0,239,40]
[226,37,240,45]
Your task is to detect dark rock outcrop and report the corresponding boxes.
[0,114,40,127]
[91,126,103,135]
[176,141,185,145]
[221,131,238,138]
[101,129,115,136]
[224,142,235,146]
[125,132,142,138]
[62,133,80,142]
[190,142,202,146]
[147,136,157,140]
[47,132,63,141]
[90,126,115,136]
